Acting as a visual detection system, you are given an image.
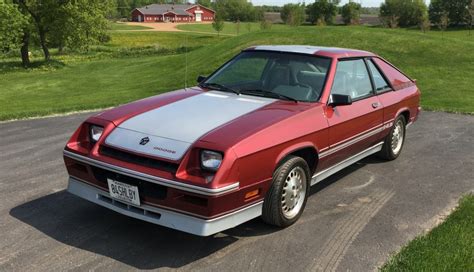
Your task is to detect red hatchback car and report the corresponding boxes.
[63,45,421,236]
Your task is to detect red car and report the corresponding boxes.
[63,45,421,236]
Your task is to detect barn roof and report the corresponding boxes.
[135,4,213,16]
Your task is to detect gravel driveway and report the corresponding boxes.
[124,22,211,32]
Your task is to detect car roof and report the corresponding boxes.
[245,45,375,58]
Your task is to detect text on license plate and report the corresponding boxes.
[107,178,141,206]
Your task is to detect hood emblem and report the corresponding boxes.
[139,137,150,145]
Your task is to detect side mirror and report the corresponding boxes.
[329,94,352,107]
[197,75,206,83]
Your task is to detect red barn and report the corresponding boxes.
[131,4,215,23]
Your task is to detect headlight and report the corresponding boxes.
[90,125,104,142]
[200,150,223,171]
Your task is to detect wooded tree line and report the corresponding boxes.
[380,0,473,29]
[1,0,114,67]
[280,0,359,26]
[279,0,474,29]
[212,0,263,22]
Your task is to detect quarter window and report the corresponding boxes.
[331,59,373,100]
[372,58,411,88]
[367,60,390,92]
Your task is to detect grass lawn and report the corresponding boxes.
[177,22,292,35]
[1,26,473,120]
[0,31,226,71]
[109,22,153,31]
[382,195,474,271]
[106,31,222,49]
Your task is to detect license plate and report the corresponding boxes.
[107,178,141,206]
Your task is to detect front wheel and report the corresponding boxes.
[379,115,406,160]
[262,156,310,227]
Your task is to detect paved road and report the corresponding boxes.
[0,112,473,271]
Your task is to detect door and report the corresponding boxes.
[138,15,142,22]
[323,58,384,166]
[195,13,202,22]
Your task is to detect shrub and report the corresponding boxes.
[214,0,260,22]
[380,0,428,28]
[281,3,306,26]
[420,14,431,32]
[341,2,362,25]
[212,14,225,37]
[306,0,339,25]
[429,0,471,26]
[260,19,273,30]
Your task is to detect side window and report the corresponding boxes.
[331,59,373,100]
[367,59,391,93]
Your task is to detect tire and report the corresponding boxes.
[378,115,406,160]
[262,156,311,227]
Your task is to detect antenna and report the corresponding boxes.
[184,33,188,91]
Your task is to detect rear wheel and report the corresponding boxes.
[262,156,310,227]
[379,115,406,160]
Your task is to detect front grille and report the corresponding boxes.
[91,166,167,200]
[99,145,179,174]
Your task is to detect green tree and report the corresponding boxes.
[341,1,362,25]
[214,0,258,22]
[252,6,265,21]
[129,0,160,11]
[439,11,449,36]
[469,0,474,35]
[380,0,427,28]
[429,0,471,26]
[260,19,272,30]
[59,0,114,51]
[280,3,305,26]
[14,0,58,61]
[0,1,27,54]
[6,0,114,67]
[196,0,211,8]
[420,13,431,33]
[212,14,224,36]
[235,19,240,35]
[115,0,131,18]
[306,0,340,25]
[380,0,399,28]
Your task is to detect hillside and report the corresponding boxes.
[1,26,473,120]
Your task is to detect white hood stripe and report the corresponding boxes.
[105,91,274,160]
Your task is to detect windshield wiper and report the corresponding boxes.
[199,82,240,95]
[241,89,298,103]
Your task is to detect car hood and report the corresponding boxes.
[102,90,276,160]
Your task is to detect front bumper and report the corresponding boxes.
[63,150,239,196]
[67,177,263,236]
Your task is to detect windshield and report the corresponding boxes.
[202,51,331,102]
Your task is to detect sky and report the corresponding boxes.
[250,0,429,8]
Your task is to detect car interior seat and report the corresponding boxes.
[297,71,326,100]
[265,60,314,101]
[265,61,291,91]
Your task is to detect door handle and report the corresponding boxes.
[372,102,380,109]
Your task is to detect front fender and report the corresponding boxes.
[274,142,319,169]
